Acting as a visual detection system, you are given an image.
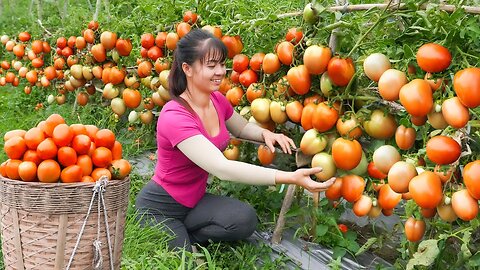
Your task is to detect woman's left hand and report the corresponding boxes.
[262,130,296,154]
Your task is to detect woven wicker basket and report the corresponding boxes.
[0,175,130,270]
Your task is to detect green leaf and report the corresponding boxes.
[468,251,480,268]
[347,240,360,253]
[429,129,444,137]
[406,240,440,270]
[345,231,357,241]
[403,44,415,59]
[316,224,328,237]
[332,246,347,259]
[355,237,378,256]
[460,231,473,260]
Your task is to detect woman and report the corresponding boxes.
[135,29,336,252]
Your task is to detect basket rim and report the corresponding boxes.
[0,175,130,188]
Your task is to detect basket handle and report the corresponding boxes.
[66,176,114,270]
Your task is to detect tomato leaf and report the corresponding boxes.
[406,239,440,270]
[344,230,357,241]
[332,246,347,259]
[315,224,328,237]
[403,44,415,59]
[346,239,360,253]
[468,251,480,268]
[460,230,473,260]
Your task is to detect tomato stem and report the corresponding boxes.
[322,21,351,32]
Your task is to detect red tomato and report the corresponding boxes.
[285,28,303,44]
[327,56,355,86]
[426,136,461,165]
[399,79,433,117]
[409,171,443,209]
[420,207,436,219]
[249,52,265,72]
[453,67,480,108]
[367,162,387,179]
[338,224,348,233]
[183,11,198,24]
[238,69,258,88]
[404,217,425,242]
[232,54,249,73]
[416,43,451,73]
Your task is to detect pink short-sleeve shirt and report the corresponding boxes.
[153,91,233,208]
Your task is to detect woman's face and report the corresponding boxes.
[185,52,226,94]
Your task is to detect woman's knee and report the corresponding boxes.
[230,203,258,238]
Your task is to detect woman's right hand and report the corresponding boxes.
[291,167,336,193]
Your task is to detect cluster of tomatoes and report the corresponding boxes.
[216,23,480,243]
[1,113,131,183]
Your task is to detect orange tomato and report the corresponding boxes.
[303,45,331,75]
[395,125,416,150]
[109,159,132,179]
[76,155,93,176]
[463,160,480,200]
[262,53,281,74]
[92,147,113,168]
[4,136,27,160]
[426,135,461,165]
[94,129,116,149]
[325,177,343,200]
[257,145,275,166]
[331,138,362,170]
[404,217,425,242]
[341,174,365,203]
[451,189,479,221]
[60,165,83,183]
[327,56,355,87]
[91,167,112,181]
[453,67,480,108]
[287,65,311,95]
[399,79,433,117]
[37,159,61,183]
[5,159,22,180]
[409,171,443,209]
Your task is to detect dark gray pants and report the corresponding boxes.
[135,180,258,252]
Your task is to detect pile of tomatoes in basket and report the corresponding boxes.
[1,113,131,183]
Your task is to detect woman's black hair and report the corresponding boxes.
[168,29,227,102]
